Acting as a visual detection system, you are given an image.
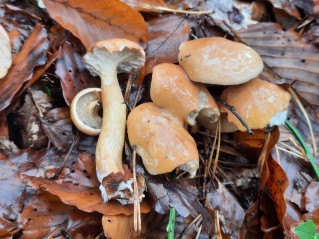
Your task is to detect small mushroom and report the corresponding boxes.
[70,88,102,136]
[127,102,199,177]
[83,39,145,203]
[178,37,264,85]
[219,78,291,131]
[151,63,220,126]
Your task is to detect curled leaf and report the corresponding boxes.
[0,24,11,79]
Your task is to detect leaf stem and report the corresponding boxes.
[285,120,319,180]
[167,207,176,239]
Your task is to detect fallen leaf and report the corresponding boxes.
[0,24,12,79]
[205,180,245,238]
[55,40,100,105]
[267,0,301,19]
[147,176,213,234]
[236,22,319,106]
[0,159,25,226]
[102,215,135,238]
[19,190,74,239]
[42,0,149,49]
[305,181,319,212]
[41,107,75,148]
[144,15,191,76]
[26,176,151,215]
[0,23,49,111]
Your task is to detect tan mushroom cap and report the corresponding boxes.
[70,88,102,136]
[151,63,220,126]
[84,38,145,77]
[178,37,264,85]
[127,103,199,177]
[220,78,291,131]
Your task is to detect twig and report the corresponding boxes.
[195,225,203,239]
[276,146,307,160]
[278,141,305,157]
[180,215,202,238]
[132,84,143,109]
[212,119,221,177]
[285,120,319,180]
[124,71,134,108]
[212,93,253,134]
[215,211,222,239]
[132,145,141,232]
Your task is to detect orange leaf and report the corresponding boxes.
[26,176,151,216]
[42,0,149,49]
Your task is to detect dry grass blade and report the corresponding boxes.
[132,145,141,232]
[212,119,221,177]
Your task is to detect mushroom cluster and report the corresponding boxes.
[70,37,291,204]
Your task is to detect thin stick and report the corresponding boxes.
[288,87,317,156]
[180,215,202,238]
[124,72,134,107]
[212,119,221,177]
[195,225,203,239]
[278,141,304,156]
[275,145,281,163]
[276,146,307,159]
[132,145,141,232]
[132,84,143,109]
[136,4,214,15]
[215,211,222,239]
[212,93,253,134]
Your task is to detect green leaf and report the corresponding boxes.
[293,220,317,239]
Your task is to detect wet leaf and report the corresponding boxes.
[0,24,11,79]
[147,176,213,234]
[205,180,245,238]
[42,0,149,49]
[55,40,100,105]
[0,159,25,224]
[144,15,191,76]
[236,22,319,106]
[41,107,74,148]
[0,23,49,111]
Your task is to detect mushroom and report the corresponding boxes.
[219,78,291,131]
[83,39,145,203]
[178,37,264,85]
[127,102,199,177]
[151,63,219,126]
[70,88,102,136]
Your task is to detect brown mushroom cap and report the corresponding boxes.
[70,88,102,136]
[151,63,219,126]
[220,78,291,131]
[178,37,263,85]
[127,102,199,177]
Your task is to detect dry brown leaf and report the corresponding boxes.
[102,215,135,238]
[56,41,100,105]
[42,0,149,49]
[26,176,151,216]
[267,0,301,19]
[144,15,190,76]
[0,23,49,111]
[0,24,12,79]
[205,180,245,238]
[236,22,319,106]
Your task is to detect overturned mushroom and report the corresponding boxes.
[83,39,145,203]
[70,88,102,136]
[127,102,199,177]
[151,63,219,126]
[178,37,263,85]
[219,78,291,131]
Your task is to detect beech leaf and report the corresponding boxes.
[42,0,149,49]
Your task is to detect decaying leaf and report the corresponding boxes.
[205,180,245,238]
[236,22,319,106]
[0,24,49,111]
[144,15,191,76]
[122,0,166,12]
[147,176,213,234]
[42,0,149,49]
[56,41,100,105]
[41,107,74,148]
[0,24,12,79]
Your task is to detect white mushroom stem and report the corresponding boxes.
[96,68,125,181]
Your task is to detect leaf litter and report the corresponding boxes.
[0,0,319,238]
